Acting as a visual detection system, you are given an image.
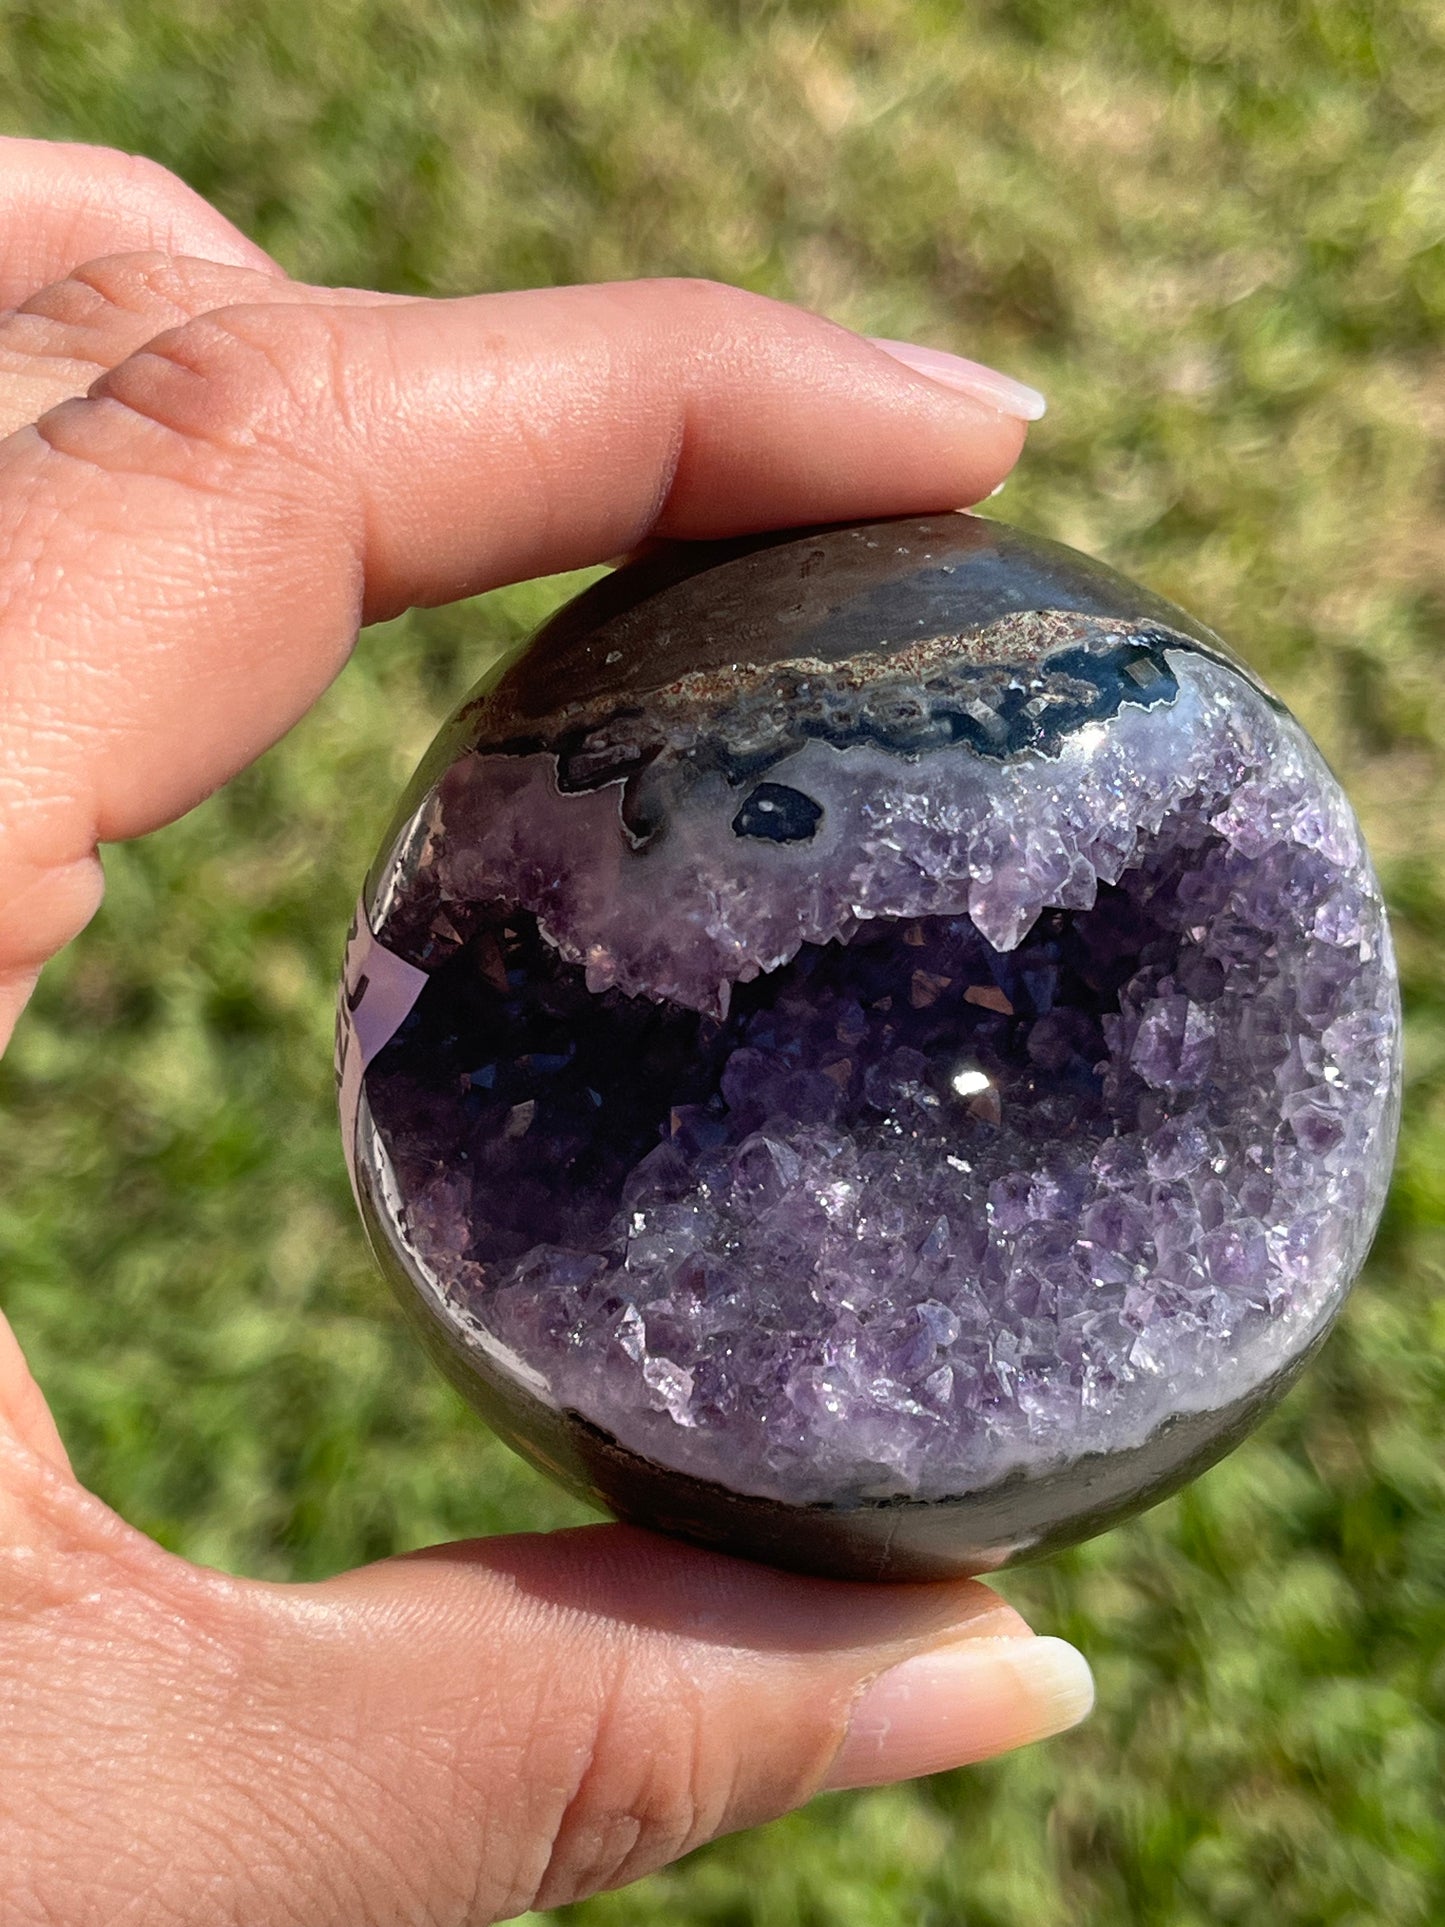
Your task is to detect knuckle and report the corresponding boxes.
[0,251,283,442]
[638,278,800,379]
[532,1674,723,1910]
[88,302,347,475]
[0,254,238,434]
[22,251,201,334]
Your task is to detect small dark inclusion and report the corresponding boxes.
[733,784,824,842]
[350,517,1399,1542]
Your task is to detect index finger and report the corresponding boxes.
[0,277,1035,1045]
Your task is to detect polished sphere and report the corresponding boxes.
[338,515,1400,1580]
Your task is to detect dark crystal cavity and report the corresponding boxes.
[341,515,1399,1575]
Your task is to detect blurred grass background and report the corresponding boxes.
[0,1,1441,1921]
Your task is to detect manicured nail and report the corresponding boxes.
[824,1635,1093,1790]
[869,338,1047,421]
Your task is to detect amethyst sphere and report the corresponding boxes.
[338,515,1400,1580]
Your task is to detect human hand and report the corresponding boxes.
[0,138,1092,1925]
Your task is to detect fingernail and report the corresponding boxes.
[869,338,1047,421]
[824,1635,1093,1791]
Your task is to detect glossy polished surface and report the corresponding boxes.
[339,515,1400,1579]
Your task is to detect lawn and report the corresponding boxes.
[0,2,1442,1922]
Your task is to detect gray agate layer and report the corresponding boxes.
[341,516,1400,1578]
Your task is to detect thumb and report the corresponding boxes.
[1,1444,1092,1923]
[265,1525,1094,1920]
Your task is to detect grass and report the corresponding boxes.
[0,2,1442,1921]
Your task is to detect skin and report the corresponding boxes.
[0,138,1085,1925]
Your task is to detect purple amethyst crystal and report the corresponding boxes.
[338,516,1400,1580]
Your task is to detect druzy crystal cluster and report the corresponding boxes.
[342,516,1399,1571]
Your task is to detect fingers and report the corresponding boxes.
[0,1500,1091,1924]
[0,254,288,440]
[0,252,413,438]
[0,276,1031,1047]
[0,138,279,308]
[297,1528,1090,1916]
[294,1529,1089,1916]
